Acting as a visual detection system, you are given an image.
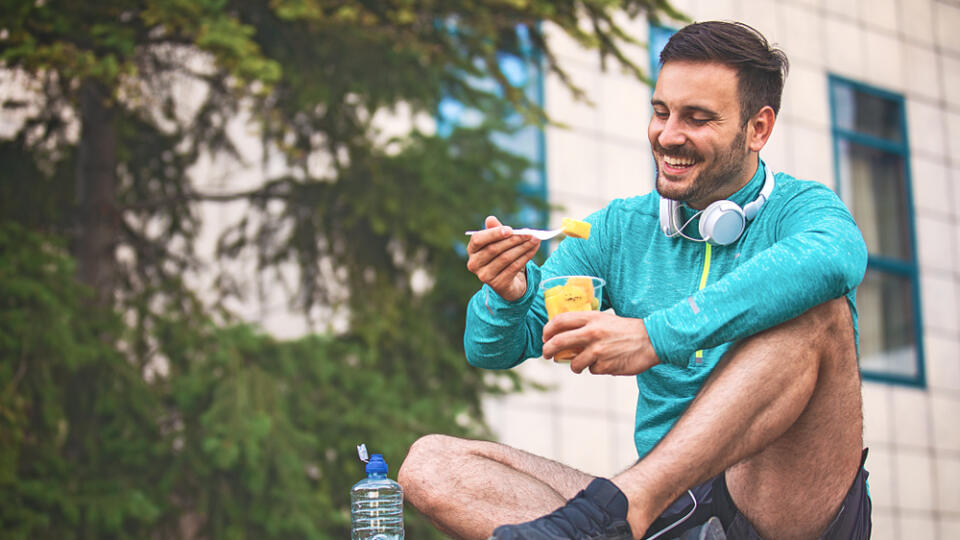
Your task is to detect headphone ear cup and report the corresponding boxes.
[699,201,745,245]
[659,197,678,236]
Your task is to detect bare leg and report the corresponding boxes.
[398,434,595,539]
[617,297,863,539]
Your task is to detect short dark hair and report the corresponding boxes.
[659,21,789,125]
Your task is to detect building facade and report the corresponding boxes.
[482,0,960,537]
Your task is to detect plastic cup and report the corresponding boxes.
[540,275,605,361]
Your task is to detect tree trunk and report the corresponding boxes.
[74,80,118,306]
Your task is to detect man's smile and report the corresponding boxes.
[659,153,702,179]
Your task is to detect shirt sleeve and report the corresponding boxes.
[643,183,868,367]
[464,208,612,369]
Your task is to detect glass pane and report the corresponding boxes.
[649,24,676,82]
[832,83,902,142]
[857,269,918,379]
[838,140,912,260]
[440,25,546,230]
[497,52,529,88]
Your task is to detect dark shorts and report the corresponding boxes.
[641,450,872,539]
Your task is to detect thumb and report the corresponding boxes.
[484,215,503,230]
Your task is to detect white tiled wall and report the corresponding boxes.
[482,0,960,536]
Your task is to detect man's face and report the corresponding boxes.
[648,61,753,209]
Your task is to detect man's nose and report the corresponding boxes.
[658,117,686,148]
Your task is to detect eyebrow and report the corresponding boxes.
[650,99,719,117]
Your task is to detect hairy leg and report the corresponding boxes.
[725,298,863,538]
[398,434,595,539]
[617,298,863,539]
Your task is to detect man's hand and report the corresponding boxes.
[542,311,660,375]
[466,215,541,301]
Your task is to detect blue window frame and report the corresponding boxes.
[828,75,925,387]
[437,25,547,230]
[648,23,675,182]
[648,23,676,84]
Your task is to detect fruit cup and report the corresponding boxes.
[540,275,605,361]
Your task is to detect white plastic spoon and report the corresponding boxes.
[464,227,564,241]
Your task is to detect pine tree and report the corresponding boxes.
[0,1,684,537]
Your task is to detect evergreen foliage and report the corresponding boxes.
[0,1,682,537]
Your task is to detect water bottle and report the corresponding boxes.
[351,444,404,540]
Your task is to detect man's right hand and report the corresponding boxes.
[466,216,541,302]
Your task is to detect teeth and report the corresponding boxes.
[664,156,696,167]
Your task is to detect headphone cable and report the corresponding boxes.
[645,489,698,540]
[664,210,706,243]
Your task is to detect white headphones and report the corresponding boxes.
[659,164,775,245]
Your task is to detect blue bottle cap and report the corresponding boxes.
[366,453,388,475]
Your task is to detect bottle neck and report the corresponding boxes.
[367,472,387,479]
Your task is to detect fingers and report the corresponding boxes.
[542,316,595,371]
[542,311,594,343]
[570,352,598,374]
[466,224,514,256]
[545,315,657,376]
[542,312,611,374]
[481,238,538,280]
[467,216,507,255]
[467,232,533,268]
[466,234,540,288]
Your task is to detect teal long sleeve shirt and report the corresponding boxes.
[464,160,868,458]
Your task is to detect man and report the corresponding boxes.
[399,21,871,539]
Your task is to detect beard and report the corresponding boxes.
[654,128,749,205]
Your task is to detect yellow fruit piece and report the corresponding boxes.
[544,284,565,299]
[545,294,561,319]
[556,286,590,313]
[544,278,600,320]
[565,277,595,298]
[561,218,591,239]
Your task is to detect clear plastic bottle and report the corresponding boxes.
[350,452,404,540]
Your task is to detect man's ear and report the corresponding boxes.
[747,106,776,152]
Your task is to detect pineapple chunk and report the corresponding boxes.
[545,294,561,318]
[544,284,565,299]
[544,277,601,321]
[561,217,591,239]
[564,276,595,298]
[556,286,589,313]
[543,276,601,362]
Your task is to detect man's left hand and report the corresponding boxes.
[542,311,660,375]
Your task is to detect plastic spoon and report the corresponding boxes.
[464,227,564,241]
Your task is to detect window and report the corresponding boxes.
[648,23,676,83]
[648,23,675,183]
[437,25,547,230]
[829,75,925,387]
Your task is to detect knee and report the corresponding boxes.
[768,297,852,341]
[398,434,459,507]
[739,298,854,366]
[777,297,855,368]
[806,297,854,344]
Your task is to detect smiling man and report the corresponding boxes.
[399,22,872,539]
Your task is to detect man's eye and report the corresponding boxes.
[653,110,669,119]
[690,118,710,126]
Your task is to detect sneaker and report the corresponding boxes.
[489,478,634,540]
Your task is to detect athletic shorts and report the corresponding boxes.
[641,449,872,539]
